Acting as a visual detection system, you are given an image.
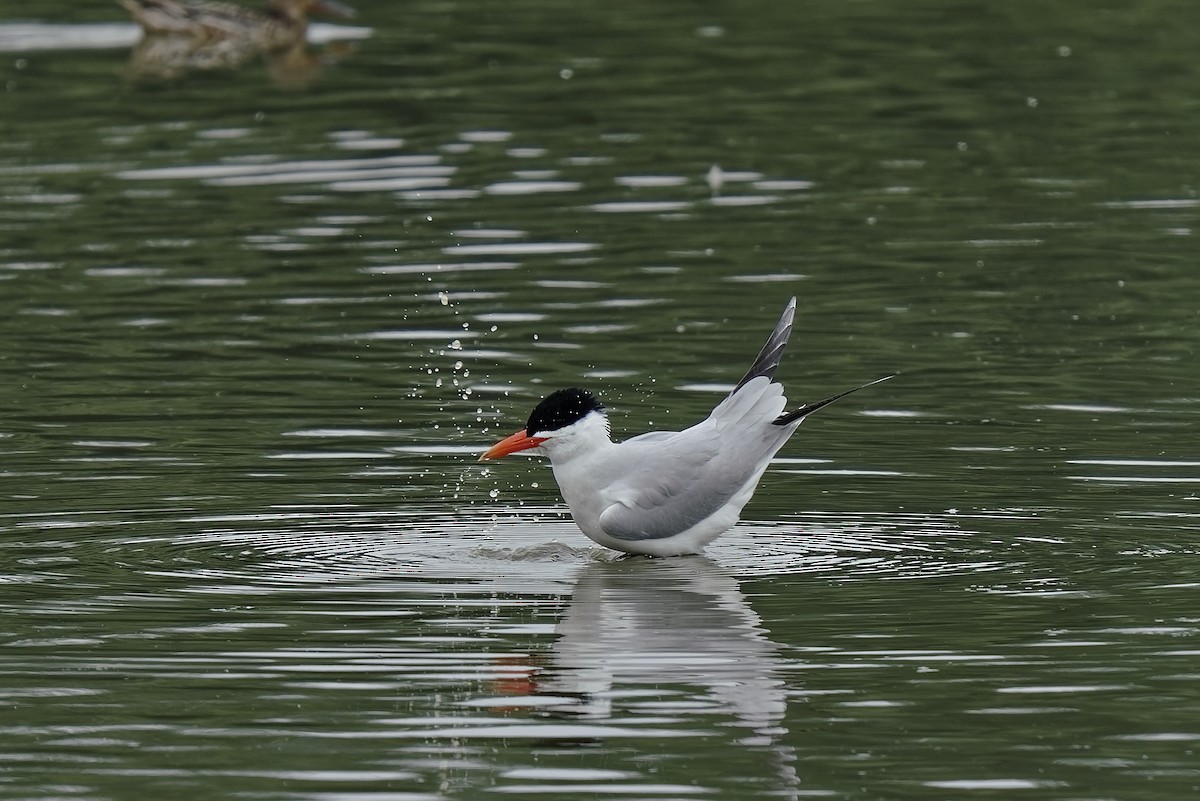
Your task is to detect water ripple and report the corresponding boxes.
[0,503,1021,595]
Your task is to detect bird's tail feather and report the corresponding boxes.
[773,374,895,426]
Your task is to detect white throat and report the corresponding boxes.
[535,410,612,464]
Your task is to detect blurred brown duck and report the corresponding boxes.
[120,0,356,51]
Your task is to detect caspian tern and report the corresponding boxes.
[479,297,892,556]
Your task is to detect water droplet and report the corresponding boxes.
[489,488,499,499]
[705,164,724,196]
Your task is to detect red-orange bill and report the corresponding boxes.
[478,430,548,461]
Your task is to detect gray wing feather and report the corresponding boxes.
[598,432,738,541]
[598,379,793,541]
[599,298,802,542]
[730,296,796,395]
[594,297,887,543]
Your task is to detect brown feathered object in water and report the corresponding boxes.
[119,0,355,51]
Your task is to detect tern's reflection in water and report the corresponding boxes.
[539,557,799,795]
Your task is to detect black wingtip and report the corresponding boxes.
[730,296,798,395]
[772,373,896,426]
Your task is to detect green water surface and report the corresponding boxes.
[1,1,1199,799]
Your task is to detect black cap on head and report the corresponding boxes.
[525,387,604,435]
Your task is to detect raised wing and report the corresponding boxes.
[593,297,889,543]
[730,296,796,395]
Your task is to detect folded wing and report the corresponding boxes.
[598,376,793,541]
